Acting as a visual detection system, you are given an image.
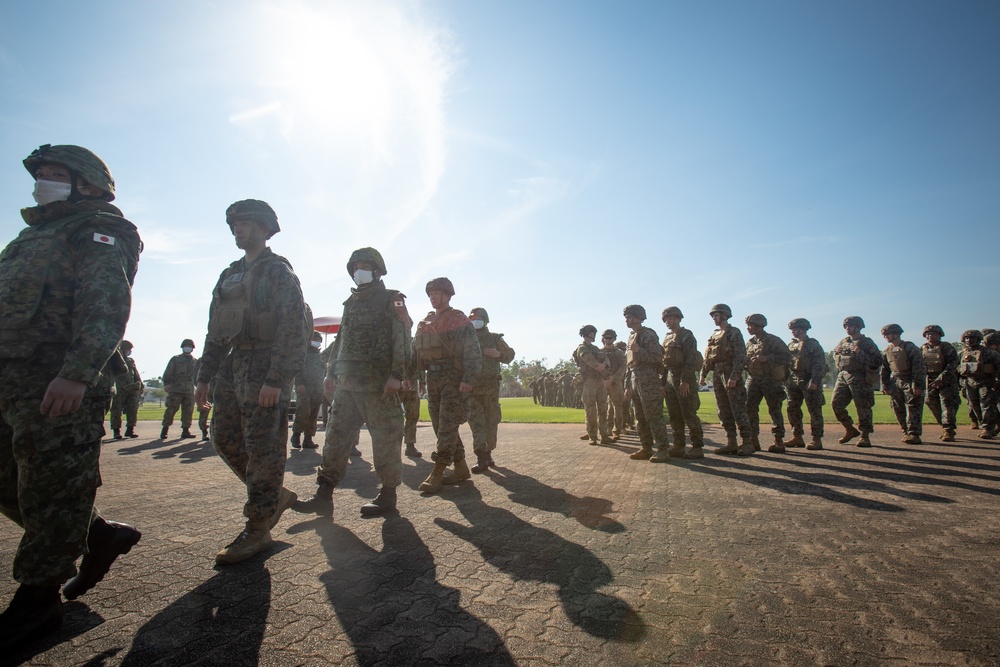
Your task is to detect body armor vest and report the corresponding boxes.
[886,345,911,374]
[167,355,197,390]
[789,338,808,374]
[922,345,944,375]
[835,339,863,372]
[574,342,607,380]
[476,330,505,389]
[705,328,733,364]
[333,285,394,377]
[207,254,286,345]
[662,332,684,369]
[960,349,995,379]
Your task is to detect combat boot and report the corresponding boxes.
[971,420,981,430]
[768,434,786,453]
[63,517,142,600]
[784,433,806,448]
[442,458,472,485]
[360,486,397,516]
[717,434,739,455]
[405,442,422,457]
[629,445,653,460]
[268,487,298,529]
[737,436,755,456]
[666,443,686,458]
[857,431,872,448]
[0,585,63,653]
[806,436,823,450]
[201,429,209,441]
[295,482,334,516]
[978,427,997,440]
[301,435,318,449]
[838,424,861,444]
[941,429,956,442]
[181,428,196,439]
[600,435,615,444]
[684,445,705,459]
[215,521,273,566]
[470,451,492,474]
[290,432,301,449]
[902,433,922,445]
[125,427,138,438]
[419,461,448,493]
[649,447,671,463]
[112,428,122,440]
[751,434,761,451]
[160,426,168,439]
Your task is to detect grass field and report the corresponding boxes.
[135,389,973,426]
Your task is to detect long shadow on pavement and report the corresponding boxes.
[150,440,216,464]
[7,602,105,666]
[436,486,645,642]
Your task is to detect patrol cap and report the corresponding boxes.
[181,338,195,348]
[788,318,811,331]
[346,247,386,276]
[579,324,598,338]
[470,307,489,324]
[962,329,983,342]
[661,306,683,320]
[881,323,903,337]
[120,340,134,350]
[602,329,617,340]
[226,199,280,239]
[23,144,116,201]
[922,325,944,337]
[425,277,455,296]
[843,316,865,329]
[745,313,767,327]
[709,303,733,319]
[623,304,646,321]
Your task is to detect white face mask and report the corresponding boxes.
[182,346,194,354]
[310,341,322,349]
[33,178,73,205]
[472,319,485,330]
[353,269,374,286]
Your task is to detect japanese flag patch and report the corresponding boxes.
[93,232,116,245]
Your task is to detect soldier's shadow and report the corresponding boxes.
[117,562,272,666]
[437,487,645,641]
[150,440,216,464]
[6,602,104,666]
[289,516,516,666]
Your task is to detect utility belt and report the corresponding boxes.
[426,360,456,372]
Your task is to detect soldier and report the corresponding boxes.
[109,340,143,440]
[468,307,515,471]
[700,304,753,455]
[291,331,326,449]
[397,292,422,459]
[194,200,308,565]
[616,340,636,431]
[602,329,627,440]
[744,314,792,453]
[921,325,961,442]
[831,316,882,448]
[562,371,575,408]
[0,144,142,650]
[622,305,672,461]
[574,325,613,446]
[660,307,705,459]
[298,248,411,517]
[412,278,482,493]
[544,372,556,406]
[160,339,198,440]
[957,330,1000,439]
[879,324,927,444]
[784,318,826,450]
[194,357,211,441]
[529,377,540,404]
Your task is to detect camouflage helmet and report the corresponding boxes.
[226,199,280,239]
[181,338,195,348]
[425,277,455,296]
[119,340,134,350]
[623,304,646,321]
[985,332,1000,348]
[962,329,983,342]
[661,306,683,320]
[982,328,998,336]
[788,318,811,331]
[579,324,598,338]
[346,247,387,277]
[23,144,116,201]
[745,313,767,327]
[709,303,733,319]
[470,307,489,324]
[602,329,617,340]
[881,323,903,337]
[311,330,323,342]
[843,316,865,329]
[615,341,627,351]
[922,324,944,337]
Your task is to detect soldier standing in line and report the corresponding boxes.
[983,333,1000,433]
[291,331,326,449]
[574,325,613,446]
[194,200,308,565]
[784,318,827,450]
[109,340,143,440]
[744,314,792,453]
[660,307,705,459]
[699,304,753,455]
[616,340,636,431]
[831,316,882,448]
[297,248,411,517]
[602,329,627,440]
[921,325,960,442]
[529,377,540,404]
[957,330,1000,440]
[413,278,482,494]
[0,144,142,650]
[622,305,672,461]
[880,324,927,444]
[160,339,198,440]
[397,292,423,459]
[468,308,515,472]
[545,372,557,407]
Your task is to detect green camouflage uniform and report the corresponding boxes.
[317,281,410,489]
[161,352,196,430]
[414,308,482,465]
[626,326,671,449]
[198,247,308,526]
[603,345,627,436]
[661,327,704,446]
[573,340,611,442]
[469,327,514,455]
[958,345,1000,432]
[786,336,826,438]
[543,374,556,406]
[881,341,927,437]
[109,352,142,434]
[831,335,882,433]
[0,199,140,586]
[922,341,960,431]
[292,345,326,439]
[702,326,751,440]
[745,332,792,439]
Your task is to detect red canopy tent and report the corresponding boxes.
[312,315,341,338]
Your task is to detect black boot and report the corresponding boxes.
[295,483,334,516]
[405,442,422,457]
[301,435,318,449]
[290,432,301,449]
[201,429,209,441]
[112,429,122,440]
[0,585,63,653]
[63,517,142,600]
[360,486,397,516]
[470,451,492,474]
[124,427,138,438]
[180,429,196,439]
[160,426,168,439]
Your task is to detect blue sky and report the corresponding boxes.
[1,0,997,381]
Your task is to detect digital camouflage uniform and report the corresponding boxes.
[469,326,515,456]
[161,351,196,431]
[786,336,826,439]
[292,343,326,441]
[109,349,142,436]
[745,331,792,442]
[604,344,627,437]
[626,326,671,453]
[0,198,141,587]
[881,339,927,439]
[414,307,482,465]
[661,327,704,447]
[958,343,1000,436]
[702,326,751,444]
[922,341,960,432]
[574,338,611,444]
[831,335,882,435]
[318,281,410,489]
[198,246,308,527]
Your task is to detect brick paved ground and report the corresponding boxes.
[2,421,999,666]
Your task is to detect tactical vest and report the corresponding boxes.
[476,330,505,390]
[414,309,465,370]
[207,254,288,346]
[166,354,197,390]
[789,339,808,374]
[662,332,684,369]
[574,343,606,380]
[922,345,944,375]
[835,339,863,372]
[960,349,996,380]
[333,285,395,381]
[705,328,733,364]
[886,345,911,374]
